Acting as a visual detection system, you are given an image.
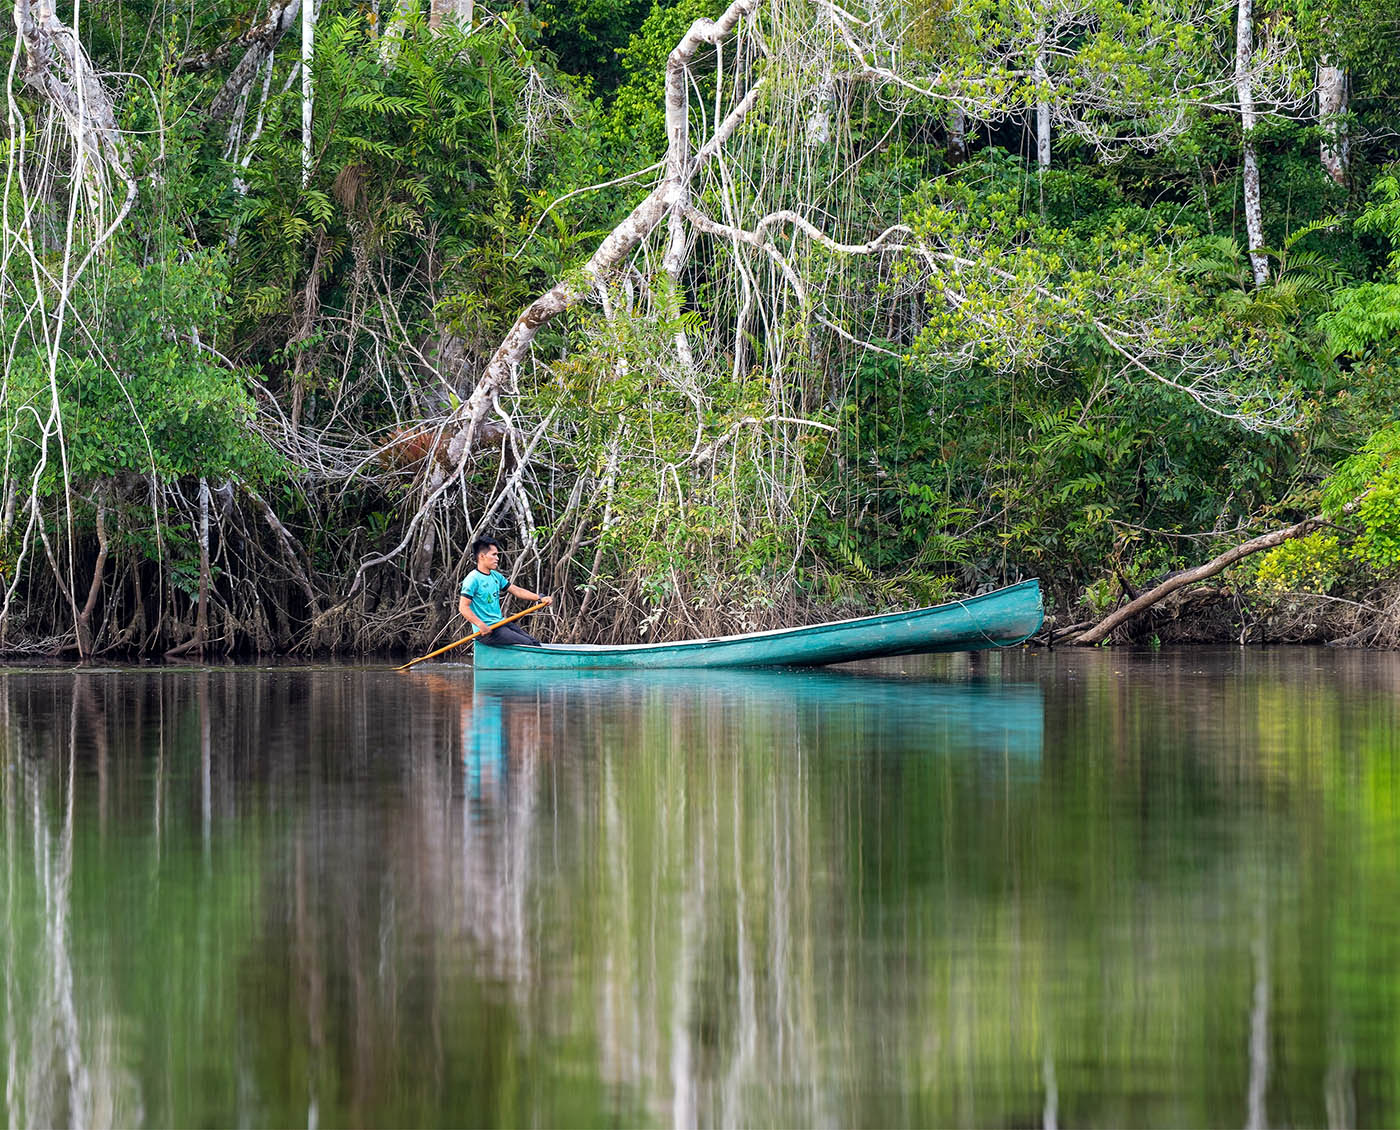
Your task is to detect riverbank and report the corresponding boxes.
[1037,581,1400,649]
[3,576,1396,661]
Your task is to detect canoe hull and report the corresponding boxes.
[471,579,1043,671]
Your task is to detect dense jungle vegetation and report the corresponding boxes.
[3,0,1400,655]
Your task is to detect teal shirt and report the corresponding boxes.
[461,569,509,624]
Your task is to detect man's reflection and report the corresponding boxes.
[462,692,505,803]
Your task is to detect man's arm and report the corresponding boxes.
[506,583,553,606]
[458,594,491,634]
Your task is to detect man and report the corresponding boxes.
[459,537,553,646]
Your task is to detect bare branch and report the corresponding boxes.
[1073,516,1325,645]
[443,9,769,467]
[208,0,301,121]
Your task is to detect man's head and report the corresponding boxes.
[471,537,502,571]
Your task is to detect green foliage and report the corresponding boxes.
[1288,179,1400,578]
[1342,168,1398,248]
[221,9,593,396]
[537,0,655,93]
[832,152,1321,597]
[1320,424,1400,572]
[1349,482,1400,571]
[1320,177,1400,359]
[1254,532,1343,593]
[903,152,1304,428]
[528,304,819,625]
[1082,575,1118,615]
[2,248,279,491]
[1322,283,1400,358]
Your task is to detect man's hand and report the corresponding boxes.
[540,595,554,607]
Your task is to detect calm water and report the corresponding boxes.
[3,648,1399,1128]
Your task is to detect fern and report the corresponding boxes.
[1319,283,1400,358]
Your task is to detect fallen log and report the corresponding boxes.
[1030,618,1092,647]
[1072,514,1326,646]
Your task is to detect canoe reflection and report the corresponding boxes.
[472,666,1045,761]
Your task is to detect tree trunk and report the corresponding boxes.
[379,0,414,63]
[805,73,834,146]
[15,0,135,206]
[196,476,211,654]
[1073,514,1324,645]
[1318,59,1348,186]
[230,48,277,206]
[429,0,473,30]
[75,497,108,658]
[206,0,301,120]
[301,0,315,186]
[1034,34,1050,172]
[946,104,968,166]
[1235,0,1269,287]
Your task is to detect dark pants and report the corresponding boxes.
[480,623,541,647]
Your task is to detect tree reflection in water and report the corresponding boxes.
[1,651,1399,1127]
[4,678,142,1127]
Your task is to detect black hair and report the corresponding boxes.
[471,537,502,562]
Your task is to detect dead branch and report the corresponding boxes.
[207,0,301,120]
[442,0,767,468]
[1073,514,1326,645]
[181,0,300,73]
[15,0,135,203]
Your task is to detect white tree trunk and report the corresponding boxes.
[1318,59,1348,186]
[301,0,315,185]
[658,12,704,370]
[1235,0,1269,288]
[429,0,473,30]
[1034,34,1050,171]
[805,73,834,146]
[379,0,415,63]
[14,0,135,209]
[231,48,277,203]
[203,0,300,120]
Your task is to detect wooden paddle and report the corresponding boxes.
[396,599,549,672]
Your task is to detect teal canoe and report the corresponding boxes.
[471,578,1043,671]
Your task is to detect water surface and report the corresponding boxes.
[3,648,1399,1127]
